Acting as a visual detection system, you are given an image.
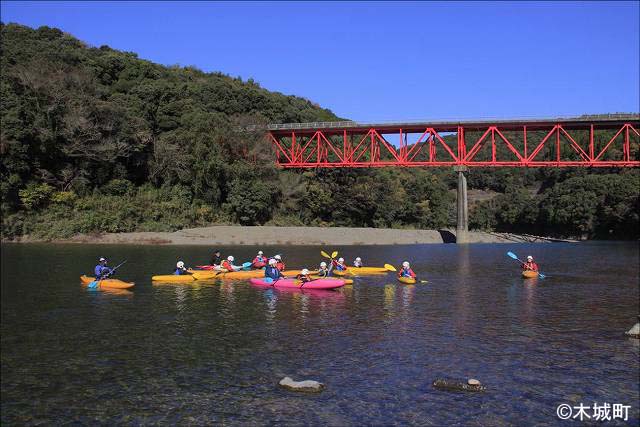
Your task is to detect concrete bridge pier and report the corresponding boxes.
[454,166,469,244]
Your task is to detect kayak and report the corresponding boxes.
[522,270,539,279]
[151,274,196,283]
[310,276,353,284]
[194,265,224,271]
[397,276,417,284]
[333,266,392,276]
[80,275,135,289]
[249,278,345,290]
[212,269,318,280]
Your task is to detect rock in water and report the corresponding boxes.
[433,379,486,393]
[626,322,639,338]
[279,377,325,393]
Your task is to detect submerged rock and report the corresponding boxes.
[626,322,639,338]
[433,378,486,393]
[279,376,325,393]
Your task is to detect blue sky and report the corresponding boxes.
[2,1,638,122]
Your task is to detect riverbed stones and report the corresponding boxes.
[433,379,486,393]
[279,377,325,393]
[626,322,639,338]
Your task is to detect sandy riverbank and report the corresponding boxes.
[7,226,571,245]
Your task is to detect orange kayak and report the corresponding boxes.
[80,275,134,289]
[522,270,539,279]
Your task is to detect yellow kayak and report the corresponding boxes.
[151,274,196,283]
[397,276,417,284]
[333,266,393,276]
[522,270,539,279]
[80,275,135,289]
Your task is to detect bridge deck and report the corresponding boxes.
[267,114,640,135]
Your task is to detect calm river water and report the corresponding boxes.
[1,242,638,426]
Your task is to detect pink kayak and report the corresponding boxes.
[249,278,345,290]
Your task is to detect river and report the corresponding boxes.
[1,242,638,425]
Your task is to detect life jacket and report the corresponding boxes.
[523,261,538,271]
[174,267,189,275]
[333,261,346,271]
[211,255,222,266]
[222,260,234,271]
[353,261,363,267]
[275,261,285,271]
[95,265,111,278]
[400,267,416,278]
[265,266,281,280]
[317,268,329,277]
[296,274,311,283]
[252,256,267,268]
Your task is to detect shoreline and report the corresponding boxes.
[3,226,578,246]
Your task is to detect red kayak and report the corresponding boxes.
[249,278,345,290]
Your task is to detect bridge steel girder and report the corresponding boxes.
[267,118,640,168]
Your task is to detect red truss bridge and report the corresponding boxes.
[267,114,640,168]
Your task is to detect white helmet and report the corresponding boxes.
[527,256,533,261]
[402,261,410,268]
[320,261,327,268]
[355,257,361,262]
[268,258,277,265]
[99,257,106,262]
[338,257,344,262]
[227,256,234,262]
[275,255,282,260]
[301,269,309,275]
[258,251,263,255]
[177,261,185,268]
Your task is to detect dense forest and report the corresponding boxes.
[1,23,639,240]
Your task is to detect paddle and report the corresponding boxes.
[89,260,127,288]
[506,251,546,279]
[240,261,253,271]
[384,263,397,272]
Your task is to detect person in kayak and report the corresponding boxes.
[332,257,348,271]
[353,257,363,267]
[252,251,267,269]
[522,256,539,272]
[274,255,286,271]
[94,257,113,279]
[296,268,312,283]
[265,258,282,280]
[317,261,331,277]
[222,256,240,272]
[398,261,416,279]
[174,261,192,275]
[211,250,222,267]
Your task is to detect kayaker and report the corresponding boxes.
[94,257,113,279]
[274,255,286,271]
[252,251,267,269]
[398,261,416,279]
[317,261,331,277]
[332,257,348,271]
[296,268,312,283]
[265,258,282,280]
[522,256,539,272]
[353,257,363,267]
[174,261,192,275]
[222,256,239,272]
[211,250,222,267]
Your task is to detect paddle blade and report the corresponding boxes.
[538,273,546,279]
[88,281,98,288]
[264,277,273,284]
[321,251,331,259]
[507,251,518,260]
[331,251,338,259]
[384,263,397,272]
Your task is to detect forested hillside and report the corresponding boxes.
[1,23,638,240]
